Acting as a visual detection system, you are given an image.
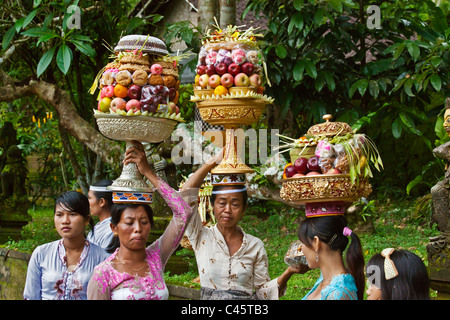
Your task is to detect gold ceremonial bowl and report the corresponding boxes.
[280,174,372,204]
[195,98,266,127]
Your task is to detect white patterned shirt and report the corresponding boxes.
[185,211,283,299]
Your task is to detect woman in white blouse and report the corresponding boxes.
[182,151,306,300]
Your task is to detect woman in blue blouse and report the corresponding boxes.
[23,191,109,300]
[298,215,365,300]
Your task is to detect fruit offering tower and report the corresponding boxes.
[191,25,274,183]
[91,35,185,203]
[279,114,383,217]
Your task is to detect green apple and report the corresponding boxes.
[98,97,112,112]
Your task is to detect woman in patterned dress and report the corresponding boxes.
[23,191,110,300]
[87,141,199,300]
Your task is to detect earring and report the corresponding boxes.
[315,249,319,262]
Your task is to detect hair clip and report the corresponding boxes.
[328,233,338,245]
[381,248,399,280]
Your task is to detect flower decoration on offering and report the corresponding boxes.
[179,175,216,250]
[279,114,383,214]
[91,35,190,203]
[191,22,274,174]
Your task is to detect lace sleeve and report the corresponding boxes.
[324,288,354,300]
[87,264,112,300]
[155,178,199,265]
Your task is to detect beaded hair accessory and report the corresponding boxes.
[381,248,399,280]
[89,186,112,192]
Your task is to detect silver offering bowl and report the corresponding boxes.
[94,113,177,193]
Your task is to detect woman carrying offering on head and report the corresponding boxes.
[181,150,306,300]
[87,179,114,249]
[87,141,198,300]
[23,191,110,300]
[298,206,365,300]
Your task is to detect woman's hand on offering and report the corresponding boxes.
[123,140,153,176]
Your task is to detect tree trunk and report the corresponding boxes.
[0,75,122,166]
[198,0,219,35]
[58,121,89,193]
[219,0,236,28]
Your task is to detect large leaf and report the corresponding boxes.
[399,112,422,136]
[315,72,325,92]
[23,8,39,29]
[349,79,369,98]
[391,116,403,139]
[403,78,415,97]
[406,42,420,62]
[329,0,343,12]
[56,44,73,74]
[21,27,54,37]
[2,26,16,50]
[323,71,335,91]
[431,5,448,33]
[37,47,56,77]
[429,74,442,91]
[305,60,317,79]
[71,39,95,58]
[275,45,287,59]
[293,60,305,81]
[368,80,379,98]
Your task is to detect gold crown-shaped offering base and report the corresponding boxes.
[280,174,372,204]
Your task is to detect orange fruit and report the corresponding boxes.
[114,84,128,98]
[214,85,228,96]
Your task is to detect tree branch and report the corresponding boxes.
[0,74,122,165]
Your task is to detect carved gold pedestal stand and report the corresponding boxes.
[195,97,266,174]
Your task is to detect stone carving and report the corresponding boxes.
[427,98,450,298]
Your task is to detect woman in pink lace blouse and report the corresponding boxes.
[87,141,198,300]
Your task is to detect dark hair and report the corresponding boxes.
[106,203,154,254]
[91,179,114,209]
[365,250,430,300]
[210,186,248,207]
[55,191,94,235]
[298,215,365,300]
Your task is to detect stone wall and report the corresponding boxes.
[0,248,30,300]
[0,247,197,300]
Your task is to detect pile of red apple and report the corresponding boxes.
[195,47,264,95]
[284,156,341,178]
